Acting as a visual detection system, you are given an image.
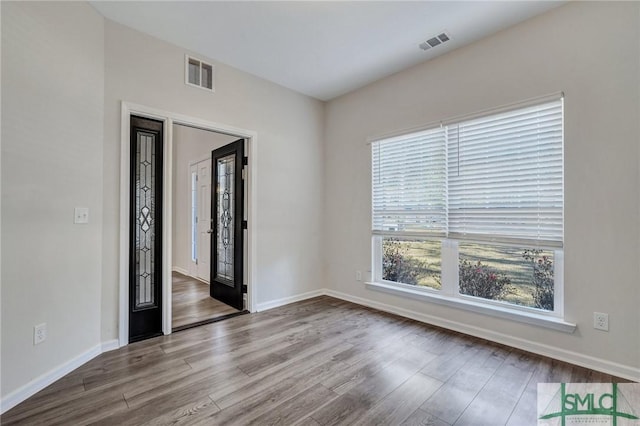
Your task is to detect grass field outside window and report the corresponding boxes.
[381,238,555,310]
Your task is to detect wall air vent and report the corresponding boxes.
[185,55,215,92]
[419,32,451,51]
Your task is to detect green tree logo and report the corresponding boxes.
[539,383,639,425]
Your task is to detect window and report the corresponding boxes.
[372,97,563,317]
[185,55,214,91]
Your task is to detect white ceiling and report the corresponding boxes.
[90,1,563,101]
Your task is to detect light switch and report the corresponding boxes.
[74,207,89,224]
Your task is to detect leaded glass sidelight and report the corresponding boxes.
[134,131,157,309]
[216,154,235,283]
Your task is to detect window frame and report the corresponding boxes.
[369,96,572,331]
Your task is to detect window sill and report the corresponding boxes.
[365,281,576,333]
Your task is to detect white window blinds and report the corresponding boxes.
[372,128,447,236]
[372,98,563,247]
[447,100,563,246]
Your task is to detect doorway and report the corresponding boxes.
[119,102,257,347]
[170,125,246,331]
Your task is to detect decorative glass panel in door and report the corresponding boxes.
[216,154,235,283]
[135,131,157,308]
[129,116,163,343]
[210,139,245,310]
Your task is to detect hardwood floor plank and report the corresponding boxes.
[419,364,498,424]
[137,397,220,426]
[47,395,128,426]
[401,409,451,426]
[205,340,352,405]
[248,383,338,426]
[322,346,400,394]
[353,372,444,426]
[204,359,352,425]
[505,356,602,426]
[526,357,574,389]
[162,300,350,359]
[502,348,540,372]
[504,387,538,426]
[212,345,353,410]
[453,362,533,426]
[94,368,246,425]
[420,343,483,382]
[311,356,421,425]
[233,318,363,377]
[294,417,323,426]
[83,356,190,391]
[102,360,196,403]
[125,366,247,409]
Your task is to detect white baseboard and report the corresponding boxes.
[101,339,119,353]
[172,268,209,285]
[324,289,640,382]
[256,289,325,312]
[2,343,94,414]
[1,338,122,415]
[171,266,189,275]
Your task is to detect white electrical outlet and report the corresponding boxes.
[34,323,47,345]
[74,207,89,224]
[593,312,609,331]
[355,270,362,281]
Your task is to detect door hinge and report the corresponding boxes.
[242,168,246,180]
[242,285,248,293]
[242,156,248,166]
[242,220,248,230]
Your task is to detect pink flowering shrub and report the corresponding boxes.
[458,259,513,300]
[522,249,554,311]
[382,239,428,285]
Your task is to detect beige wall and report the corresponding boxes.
[1,1,105,398]
[101,20,326,341]
[171,125,237,273]
[324,1,640,376]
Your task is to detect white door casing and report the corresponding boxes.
[196,159,211,282]
[188,164,198,278]
[119,101,258,347]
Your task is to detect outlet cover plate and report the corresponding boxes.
[74,207,89,224]
[593,312,609,331]
[34,323,47,345]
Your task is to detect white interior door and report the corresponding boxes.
[196,159,211,282]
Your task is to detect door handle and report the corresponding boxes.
[207,229,214,234]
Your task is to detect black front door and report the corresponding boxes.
[129,115,164,342]
[210,139,245,310]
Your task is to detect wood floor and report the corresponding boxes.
[172,272,240,330]
[1,296,628,426]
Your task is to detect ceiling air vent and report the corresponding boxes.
[419,32,451,51]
